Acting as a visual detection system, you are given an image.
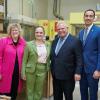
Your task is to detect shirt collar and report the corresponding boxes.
[59,33,69,41]
[86,24,93,32]
[8,37,25,45]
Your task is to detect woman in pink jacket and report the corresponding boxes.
[0,23,26,100]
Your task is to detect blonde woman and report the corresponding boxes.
[0,23,26,100]
[21,26,51,100]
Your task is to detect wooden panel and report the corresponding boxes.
[43,72,53,97]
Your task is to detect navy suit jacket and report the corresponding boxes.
[78,25,100,74]
[50,34,83,80]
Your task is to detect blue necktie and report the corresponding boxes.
[55,38,63,55]
[83,28,88,45]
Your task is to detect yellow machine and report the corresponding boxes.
[38,20,71,40]
[69,11,100,35]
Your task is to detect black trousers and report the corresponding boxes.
[53,77,75,100]
[10,69,19,100]
[4,54,19,100]
[10,54,19,100]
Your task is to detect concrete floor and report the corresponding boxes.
[43,82,100,100]
[17,82,100,100]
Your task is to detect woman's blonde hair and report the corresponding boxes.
[7,23,22,36]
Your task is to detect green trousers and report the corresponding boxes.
[26,63,47,100]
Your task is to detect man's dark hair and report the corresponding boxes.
[84,9,95,17]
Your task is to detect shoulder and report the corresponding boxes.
[45,41,51,46]
[19,37,26,45]
[68,34,82,45]
[68,34,76,41]
[92,25,100,36]
[92,25,100,30]
[93,25,99,28]
[27,41,33,45]
[78,29,84,36]
[0,37,8,41]
[52,36,59,44]
[0,37,9,44]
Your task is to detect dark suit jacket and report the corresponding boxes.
[50,34,83,80]
[78,25,100,74]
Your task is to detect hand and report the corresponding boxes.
[93,70,100,79]
[74,74,81,81]
[0,74,2,80]
[22,76,26,81]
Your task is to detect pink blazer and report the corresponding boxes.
[0,37,26,93]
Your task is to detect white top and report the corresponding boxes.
[36,44,47,64]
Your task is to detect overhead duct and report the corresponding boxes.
[7,14,37,26]
[53,0,64,20]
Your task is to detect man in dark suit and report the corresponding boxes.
[50,21,83,100]
[78,9,100,100]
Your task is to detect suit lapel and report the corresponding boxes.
[31,41,38,55]
[59,34,70,52]
[45,41,50,57]
[80,30,84,42]
[53,38,59,55]
[84,25,94,47]
[32,40,50,57]
[55,34,70,55]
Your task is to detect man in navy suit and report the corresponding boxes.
[78,9,100,100]
[50,21,83,100]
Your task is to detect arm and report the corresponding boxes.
[21,43,29,80]
[93,28,100,79]
[0,38,5,80]
[74,39,83,81]
[46,42,52,71]
[96,29,100,71]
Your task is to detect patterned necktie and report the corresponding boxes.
[55,38,64,55]
[83,28,88,45]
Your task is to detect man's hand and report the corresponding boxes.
[74,74,81,81]
[93,70,100,79]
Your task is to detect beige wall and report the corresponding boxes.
[7,0,48,19]
[7,0,21,16]
[48,0,100,20]
[35,0,48,19]
[7,0,100,20]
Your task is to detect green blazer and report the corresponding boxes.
[21,40,51,78]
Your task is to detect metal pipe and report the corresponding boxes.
[5,0,7,18]
[3,0,9,33]
[53,0,64,20]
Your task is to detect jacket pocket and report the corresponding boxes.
[25,65,36,73]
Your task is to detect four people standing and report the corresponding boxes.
[0,9,100,100]
[50,21,83,100]
[21,26,51,100]
[0,23,26,100]
[78,9,100,100]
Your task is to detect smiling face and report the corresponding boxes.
[84,10,95,27]
[10,27,20,41]
[57,22,68,38]
[35,27,45,41]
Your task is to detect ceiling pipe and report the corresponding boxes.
[53,0,64,20]
[3,0,9,33]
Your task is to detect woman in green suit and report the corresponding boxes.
[21,26,51,100]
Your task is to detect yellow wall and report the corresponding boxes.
[69,11,100,35]
[70,12,100,24]
[38,20,71,40]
